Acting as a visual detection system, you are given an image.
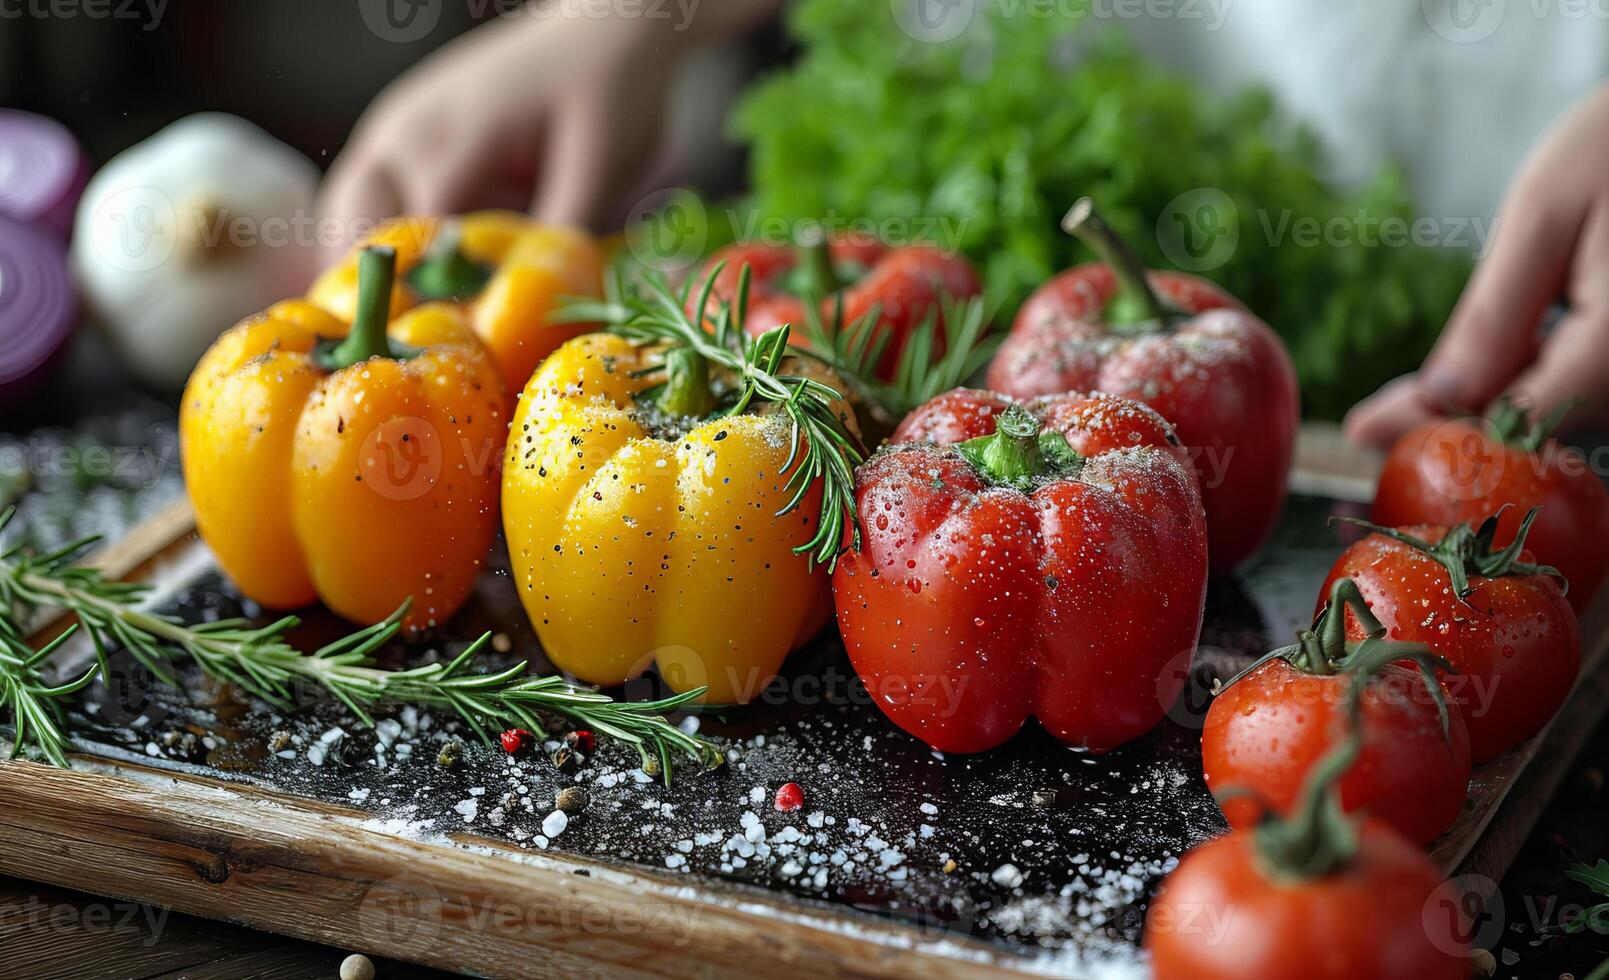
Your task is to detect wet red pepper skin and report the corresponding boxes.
[986,263,1298,574]
[692,240,981,378]
[832,389,1209,753]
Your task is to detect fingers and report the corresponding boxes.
[530,95,616,229]
[399,139,496,219]
[315,151,405,261]
[1505,201,1609,431]
[1343,374,1444,449]
[1418,183,1578,412]
[1416,87,1609,411]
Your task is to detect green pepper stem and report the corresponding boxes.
[1062,197,1180,330]
[407,223,493,301]
[659,346,717,418]
[955,405,1083,490]
[794,237,840,297]
[324,246,400,369]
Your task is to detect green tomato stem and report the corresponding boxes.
[1334,507,1564,602]
[1486,395,1577,453]
[1249,733,1361,883]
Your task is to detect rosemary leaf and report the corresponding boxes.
[566,263,870,567]
[0,507,721,782]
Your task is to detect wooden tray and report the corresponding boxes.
[2,425,1605,978]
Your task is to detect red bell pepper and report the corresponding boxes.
[985,201,1298,573]
[832,388,1209,753]
[691,237,981,378]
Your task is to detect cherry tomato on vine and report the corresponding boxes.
[1373,399,1609,613]
[1147,820,1469,979]
[1203,578,1470,845]
[1322,508,1580,762]
[1148,736,1470,979]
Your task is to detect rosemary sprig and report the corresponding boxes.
[561,263,866,566]
[794,290,1001,424]
[0,509,720,782]
[0,619,97,767]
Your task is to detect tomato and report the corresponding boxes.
[986,201,1297,574]
[1322,512,1580,762]
[1372,401,1609,613]
[1146,819,1469,979]
[691,238,981,380]
[832,388,1208,753]
[1202,580,1470,844]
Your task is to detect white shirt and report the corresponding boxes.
[1119,0,1609,225]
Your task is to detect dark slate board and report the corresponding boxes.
[30,494,1365,973]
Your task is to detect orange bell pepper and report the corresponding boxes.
[307,211,605,394]
[182,246,508,630]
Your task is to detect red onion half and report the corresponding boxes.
[0,216,77,405]
[0,109,89,241]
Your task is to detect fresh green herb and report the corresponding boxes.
[561,264,866,567]
[795,291,1001,424]
[0,619,97,767]
[0,508,719,782]
[1564,859,1609,935]
[730,0,1472,418]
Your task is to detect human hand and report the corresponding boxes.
[318,4,780,250]
[1345,81,1609,447]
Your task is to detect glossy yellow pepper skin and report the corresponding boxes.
[183,248,508,632]
[308,211,605,395]
[502,333,858,703]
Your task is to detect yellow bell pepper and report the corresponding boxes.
[502,332,859,703]
[183,246,508,631]
[308,211,605,395]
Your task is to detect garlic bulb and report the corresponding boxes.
[72,113,320,389]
